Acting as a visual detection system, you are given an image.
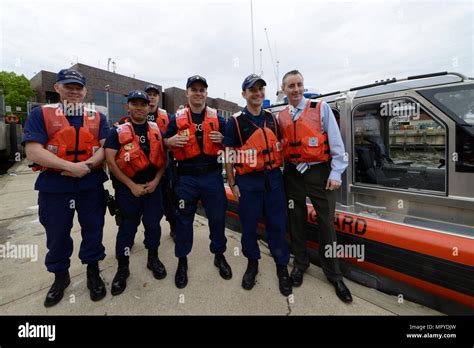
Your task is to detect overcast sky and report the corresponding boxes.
[1,0,472,106]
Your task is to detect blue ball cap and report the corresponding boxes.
[242,74,266,91]
[186,75,208,89]
[56,69,86,86]
[144,84,160,93]
[127,90,150,103]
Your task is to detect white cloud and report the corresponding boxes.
[1,0,472,106]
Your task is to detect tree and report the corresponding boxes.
[0,71,36,123]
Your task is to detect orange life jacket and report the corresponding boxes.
[115,121,166,177]
[278,100,330,163]
[233,110,283,175]
[171,106,223,161]
[32,104,101,171]
[114,116,131,127]
[154,108,170,134]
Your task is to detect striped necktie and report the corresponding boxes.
[291,106,310,174]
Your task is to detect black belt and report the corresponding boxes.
[177,163,222,176]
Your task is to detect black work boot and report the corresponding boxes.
[111,255,130,296]
[169,220,176,243]
[44,271,71,307]
[175,257,188,289]
[86,262,106,301]
[276,265,293,297]
[241,259,258,290]
[214,253,232,280]
[147,249,167,279]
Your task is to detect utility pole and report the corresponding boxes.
[265,28,280,92]
[250,0,255,74]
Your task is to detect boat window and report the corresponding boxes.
[353,99,446,193]
[455,125,474,172]
[418,84,474,172]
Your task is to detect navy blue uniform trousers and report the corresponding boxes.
[39,188,106,274]
[115,184,164,256]
[174,169,227,257]
[238,178,290,266]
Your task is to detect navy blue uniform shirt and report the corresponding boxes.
[224,107,282,191]
[21,105,109,193]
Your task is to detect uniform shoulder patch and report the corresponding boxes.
[148,121,158,129]
[232,111,243,118]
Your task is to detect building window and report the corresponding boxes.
[92,90,127,125]
[353,98,446,193]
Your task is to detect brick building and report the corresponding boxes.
[30,63,241,125]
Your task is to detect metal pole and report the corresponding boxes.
[106,92,109,123]
[250,0,255,74]
[105,84,110,125]
[276,60,280,90]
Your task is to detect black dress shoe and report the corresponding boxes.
[87,262,106,302]
[147,249,167,279]
[277,265,293,296]
[44,271,71,307]
[214,254,232,280]
[175,257,188,289]
[330,280,353,303]
[242,259,258,290]
[290,267,304,287]
[111,256,130,296]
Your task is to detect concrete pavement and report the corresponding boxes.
[0,161,440,315]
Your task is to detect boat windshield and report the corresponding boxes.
[420,84,474,125]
